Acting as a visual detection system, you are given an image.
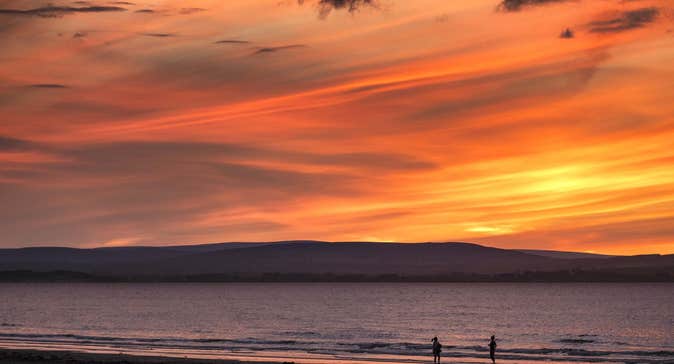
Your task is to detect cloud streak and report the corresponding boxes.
[0,5,126,17]
[588,7,659,33]
[0,135,32,151]
[498,0,569,12]
[27,84,69,89]
[215,40,250,44]
[298,0,378,18]
[253,44,306,54]
[141,33,176,37]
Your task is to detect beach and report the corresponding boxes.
[0,349,281,364]
[0,348,614,364]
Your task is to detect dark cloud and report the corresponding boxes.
[560,28,574,38]
[253,44,306,54]
[135,9,154,13]
[498,0,568,12]
[141,33,176,38]
[589,7,659,33]
[0,135,32,151]
[215,40,250,44]
[28,84,69,89]
[0,6,126,18]
[73,32,87,38]
[298,0,378,18]
[110,1,135,4]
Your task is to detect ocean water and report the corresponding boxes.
[0,283,672,364]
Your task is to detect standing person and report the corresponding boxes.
[488,335,497,363]
[432,336,442,363]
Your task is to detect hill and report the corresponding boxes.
[0,241,672,281]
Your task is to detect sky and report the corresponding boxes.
[1,0,673,254]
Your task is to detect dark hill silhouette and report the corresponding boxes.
[0,241,672,280]
[132,241,560,275]
[515,249,614,260]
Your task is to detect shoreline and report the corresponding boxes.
[0,348,283,364]
[0,346,637,364]
[1,269,673,283]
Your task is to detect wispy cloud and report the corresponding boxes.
[0,135,32,151]
[215,39,250,44]
[498,0,569,12]
[179,8,206,15]
[253,44,306,54]
[0,5,126,18]
[28,84,69,89]
[141,33,176,38]
[298,0,378,18]
[588,7,659,33]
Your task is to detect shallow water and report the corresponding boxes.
[0,283,672,363]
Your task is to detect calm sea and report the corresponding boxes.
[0,283,672,364]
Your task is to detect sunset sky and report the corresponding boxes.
[1,0,674,254]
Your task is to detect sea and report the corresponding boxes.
[0,283,672,364]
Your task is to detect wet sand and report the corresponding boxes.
[0,349,283,364]
[0,347,613,364]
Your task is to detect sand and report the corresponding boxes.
[0,349,286,364]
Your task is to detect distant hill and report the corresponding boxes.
[0,241,672,282]
[515,249,615,260]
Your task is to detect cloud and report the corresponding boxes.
[298,0,378,18]
[179,8,206,15]
[498,0,569,12]
[28,84,69,89]
[0,140,382,246]
[63,141,436,173]
[435,14,450,23]
[135,9,155,13]
[0,5,126,18]
[0,135,31,151]
[588,7,659,33]
[215,40,250,44]
[560,28,574,38]
[399,50,609,128]
[469,216,674,254]
[253,44,306,54]
[141,33,176,38]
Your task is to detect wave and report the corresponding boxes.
[559,338,596,344]
[0,332,672,363]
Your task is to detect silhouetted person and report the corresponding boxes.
[489,335,497,363]
[432,336,442,363]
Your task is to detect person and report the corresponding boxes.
[488,335,497,363]
[431,336,442,363]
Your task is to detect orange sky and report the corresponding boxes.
[1,0,674,254]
